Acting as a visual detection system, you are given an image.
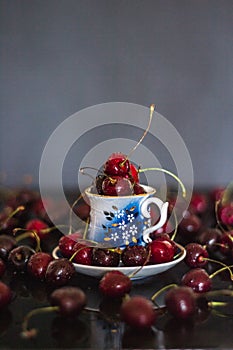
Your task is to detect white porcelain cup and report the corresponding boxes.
[84,184,169,248]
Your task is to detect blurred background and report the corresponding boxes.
[0,0,233,190]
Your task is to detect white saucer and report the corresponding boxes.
[52,243,186,280]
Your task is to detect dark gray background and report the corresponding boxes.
[1,0,233,189]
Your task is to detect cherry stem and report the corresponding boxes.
[209,264,233,280]
[204,289,233,298]
[0,205,25,230]
[82,216,90,240]
[138,167,186,198]
[151,283,177,305]
[201,257,233,280]
[21,306,59,339]
[13,228,41,252]
[121,104,155,166]
[170,208,178,241]
[127,245,152,279]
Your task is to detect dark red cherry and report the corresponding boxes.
[149,239,174,264]
[128,163,139,184]
[184,243,209,268]
[197,228,222,253]
[181,268,212,293]
[104,153,130,176]
[73,203,90,221]
[72,242,93,265]
[121,245,148,267]
[149,233,178,254]
[50,286,87,318]
[120,296,156,329]
[0,235,17,260]
[133,183,146,195]
[0,281,12,309]
[0,258,6,277]
[27,252,53,281]
[95,174,106,195]
[99,271,132,298]
[45,258,76,287]
[92,248,120,267]
[179,211,202,239]
[8,245,35,272]
[58,233,82,258]
[165,286,196,319]
[189,193,208,215]
[218,231,233,256]
[102,176,133,196]
[25,219,49,239]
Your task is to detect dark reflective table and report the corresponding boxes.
[1,188,233,349]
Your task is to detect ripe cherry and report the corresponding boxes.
[121,245,148,267]
[25,219,49,239]
[149,239,175,264]
[102,176,133,196]
[181,268,212,293]
[58,232,82,258]
[128,163,139,184]
[120,296,156,329]
[184,243,209,268]
[92,248,120,267]
[133,183,146,195]
[0,281,12,309]
[218,231,233,256]
[197,228,222,254]
[45,258,76,287]
[99,271,132,298]
[0,235,17,260]
[189,193,208,215]
[219,204,233,226]
[8,245,35,272]
[165,286,196,319]
[27,252,53,281]
[71,242,93,265]
[50,286,87,318]
[179,211,202,240]
[104,153,130,177]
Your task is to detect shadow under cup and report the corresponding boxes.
[84,185,169,248]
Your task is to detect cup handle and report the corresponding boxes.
[141,198,169,243]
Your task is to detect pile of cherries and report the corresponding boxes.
[94,152,146,195]
[1,183,233,339]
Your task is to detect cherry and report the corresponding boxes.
[73,202,90,221]
[165,286,196,319]
[8,245,35,272]
[149,239,175,264]
[50,286,87,318]
[58,232,82,258]
[104,153,130,177]
[181,268,212,293]
[179,211,202,239]
[0,258,6,277]
[99,271,132,298]
[133,183,146,195]
[184,243,209,268]
[92,248,120,267]
[27,252,53,281]
[218,231,233,256]
[150,233,178,254]
[25,218,49,239]
[45,258,76,287]
[102,176,133,196]
[219,204,233,226]
[120,296,156,329]
[189,192,208,215]
[0,281,12,309]
[71,242,93,265]
[0,234,17,260]
[197,228,222,253]
[121,245,148,267]
[129,163,139,184]
[95,174,106,195]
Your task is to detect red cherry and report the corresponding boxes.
[184,243,209,268]
[71,242,93,265]
[219,205,233,226]
[25,219,49,239]
[45,258,76,287]
[189,193,208,215]
[181,268,212,293]
[120,296,156,329]
[121,245,148,267]
[99,271,132,298]
[104,153,130,176]
[58,233,82,258]
[149,239,175,264]
[102,176,133,196]
[129,163,139,184]
[27,252,53,281]
[218,231,233,256]
[165,286,196,319]
[92,248,120,267]
[133,183,146,195]
[0,281,12,309]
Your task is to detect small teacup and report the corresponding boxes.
[84,184,169,248]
